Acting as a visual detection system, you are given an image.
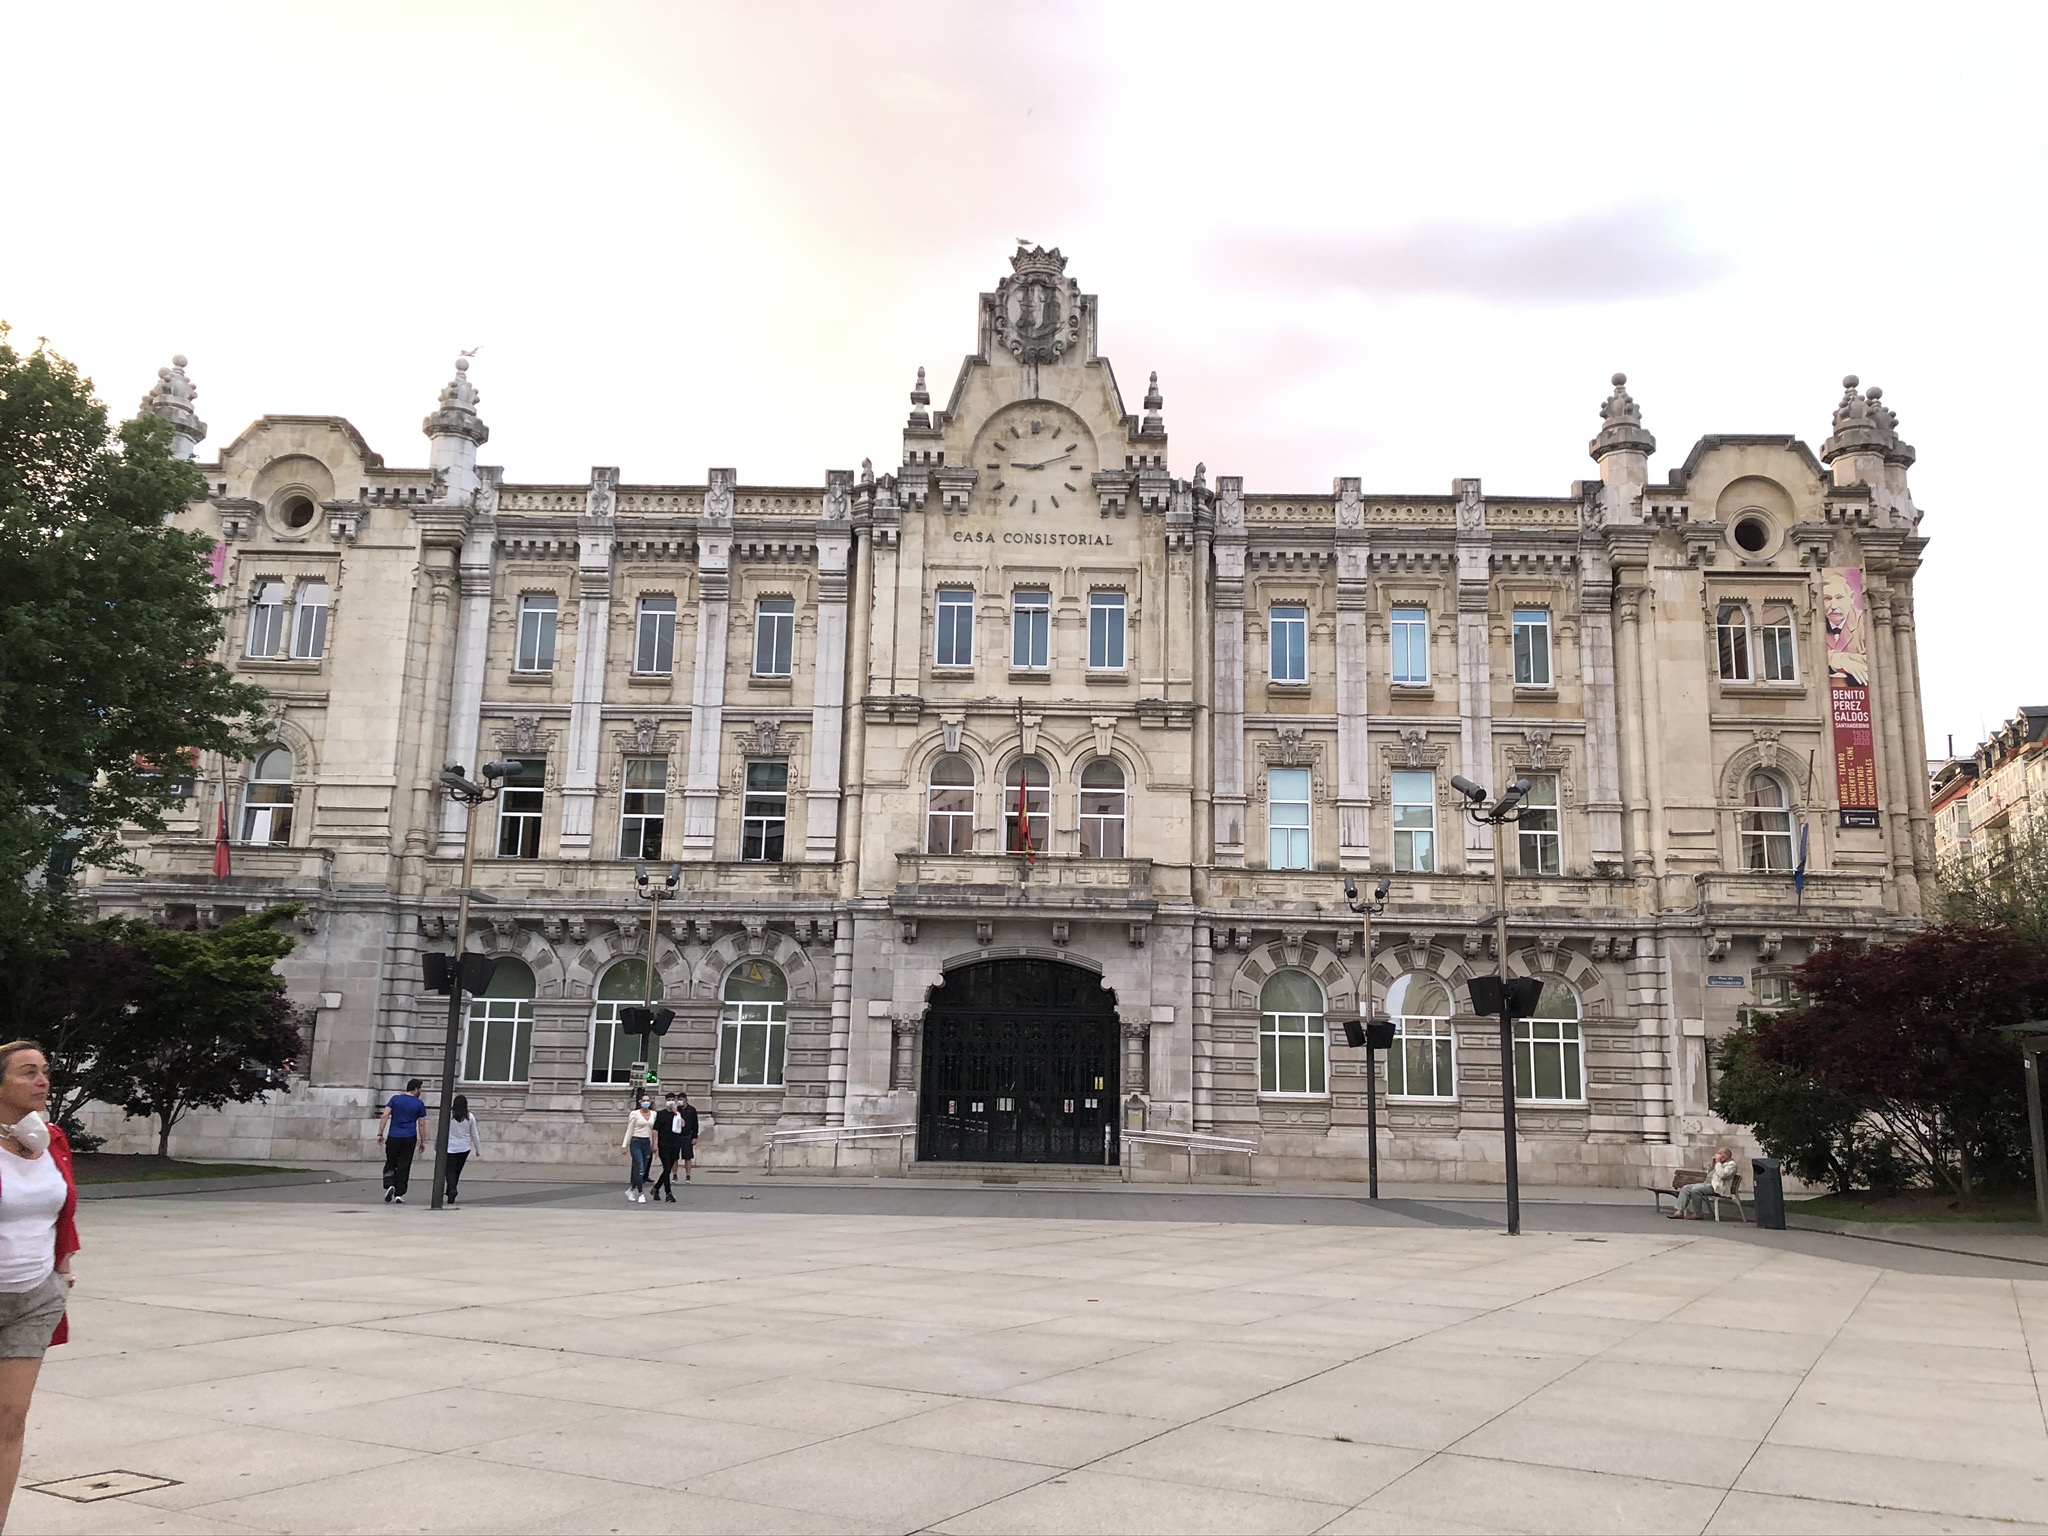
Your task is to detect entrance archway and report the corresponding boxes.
[917,958,1120,1165]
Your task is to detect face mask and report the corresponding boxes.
[639,1101,651,1110]
[2,1111,49,1156]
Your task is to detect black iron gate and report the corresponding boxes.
[917,959,1120,1165]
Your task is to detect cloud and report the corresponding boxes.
[1218,204,1729,306]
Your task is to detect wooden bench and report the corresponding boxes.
[1649,1166,1748,1222]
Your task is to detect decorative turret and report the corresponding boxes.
[1821,374,1916,523]
[139,354,206,460]
[422,355,489,501]
[1139,371,1165,437]
[907,366,931,430]
[1588,372,1653,524]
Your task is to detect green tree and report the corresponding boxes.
[0,918,156,1150]
[113,907,307,1156]
[0,326,269,965]
[1940,814,2048,949]
[1712,1019,1896,1195]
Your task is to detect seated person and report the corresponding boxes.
[1670,1147,1738,1219]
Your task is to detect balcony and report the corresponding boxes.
[894,854,1159,913]
[129,840,336,890]
[1700,871,1891,917]
[429,858,841,902]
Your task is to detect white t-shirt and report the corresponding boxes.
[0,1146,66,1293]
[446,1116,481,1155]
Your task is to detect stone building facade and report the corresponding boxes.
[86,248,1937,1184]
[1931,708,2048,870]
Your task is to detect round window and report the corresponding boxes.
[1733,516,1770,554]
[280,495,317,530]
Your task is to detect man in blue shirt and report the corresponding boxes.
[377,1078,428,1203]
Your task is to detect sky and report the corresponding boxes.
[5,1,2042,758]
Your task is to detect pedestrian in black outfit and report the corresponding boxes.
[651,1094,686,1202]
[377,1078,427,1203]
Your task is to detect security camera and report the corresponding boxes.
[1449,775,1488,802]
[1344,875,1359,901]
[481,759,522,781]
[1374,877,1390,901]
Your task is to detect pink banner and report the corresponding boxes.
[1823,567,1880,828]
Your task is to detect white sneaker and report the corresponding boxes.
[637,1192,648,1203]
[625,1189,635,1199]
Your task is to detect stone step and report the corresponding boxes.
[907,1161,1122,1183]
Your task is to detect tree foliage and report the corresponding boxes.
[0,918,155,1149]
[1712,1021,1894,1195]
[1940,813,2048,950]
[0,325,269,964]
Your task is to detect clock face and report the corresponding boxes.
[974,407,1094,516]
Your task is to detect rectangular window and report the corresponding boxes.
[1759,605,1797,682]
[1267,766,1311,870]
[1391,607,1429,686]
[935,588,975,668]
[1088,592,1126,671]
[741,760,788,862]
[515,595,558,673]
[495,758,546,858]
[1516,774,1561,876]
[1270,606,1308,683]
[634,596,676,675]
[718,997,787,1088]
[754,596,795,677]
[1011,589,1050,669]
[1514,1019,1584,1102]
[1512,609,1551,687]
[463,998,532,1084]
[239,783,293,846]
[246,581,287,658]
[1259,1010,1328,1096]
[617,758,666,859]
[290,581,329,659]
[1387,1018,1456,1099]
[1717,604,1752,682]
[1392,769,1436,873]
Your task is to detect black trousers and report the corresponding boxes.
[652,1142,682,1198]
[444,1150,470,1200]
[382,1135,418,1196]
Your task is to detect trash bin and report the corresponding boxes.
[1751,1157,1785,1230]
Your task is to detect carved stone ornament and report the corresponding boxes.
[1456,479,1484,533]
[742,915,767,955]
[892,1014,921,1039]
[747,719,789,758]
[586,466,616,520]
[1255,733,1327,802]
[997,246,1078,365]
[1523,729,1554,769]
[705,468,735,523]
[1334,476,1364,529]
[823,469,852,522]
[1217,476,1244,529]
[1706,931,1732,962]
[1280,928,1306,968]
[1050,921,1070,947]
[511,717,542,754]
[975,919,995,946]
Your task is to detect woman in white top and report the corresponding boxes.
[442,1095,482,1206]
[0,1041,80,1534]
[622,1099,656,1203]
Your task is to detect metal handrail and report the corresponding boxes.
[765,1122,916,1174]
[1120,1129,1257,1185]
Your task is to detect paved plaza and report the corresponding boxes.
[12,1179,2048,1535]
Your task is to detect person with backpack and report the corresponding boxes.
[377,1078,427,1203]
[443,1095,482,1205]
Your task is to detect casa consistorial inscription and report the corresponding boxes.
[952,530,1116,546]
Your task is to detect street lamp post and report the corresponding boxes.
[428,760,521,1213]
[626,862,683,1086]
[1343,874,1391,1198]
[1450,773,1538,1236]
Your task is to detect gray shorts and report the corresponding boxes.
[0,1271,69,1358]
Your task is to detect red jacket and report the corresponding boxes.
[0,1124,80,1348]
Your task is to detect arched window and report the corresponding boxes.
[1259,969,1327,1096]
[589,959,658,1085]
[1004,757,1050,856]
[1716,603,1752,682]
[1741,771,1794,871]
[925,756,975,855]
[463,957,535,1085]
[1759,603,1797,682]
[1384,973,1455,1099]
[1512,978,1582,1103]
[239,746,295,846]
[717,960,788,1088]
[1078,759,1126,859]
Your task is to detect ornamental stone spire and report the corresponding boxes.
[1140,371,1165,437]
[139,354,206,460]
[1589,372,1653,525]
[907,366,931,430]
[1821,374,1916,523]
[423,355,490,501]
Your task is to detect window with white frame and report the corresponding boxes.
[1259,969,1327,1095]
[1513,979,1583,1102]
[935,588,975,668]
[634,596,676,675]
[246,581,287,658]
[925,755,975,855]
[515,594,558,673]
[1004,757,1051,855]
[1267,767,1310,869]
[740,760,788,861]
[1392,769,1436,872]
[1270,605,1308,683]
[1755,974,1798,1012]
[1512,608,1552,686]
[617,758,666,859]
[1516,774,1561,876]
[1011,589,1050,669]
[717,960,787,1088]
[495,758,546,858]
[1716,602,1752,682]
[464,958,535,1084]
[1079,759,1126,858]
[1384,973,1455,1099]
[1088,591,1126,670]
[1759,603,1797,682]
[1740,770,1793,871]
[290,580,329,659]
[239,746,295,845]
[754,596,795,677]
[588,959,658,1085]
[1391,607,1429,685]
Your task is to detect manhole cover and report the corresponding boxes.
[27,1471,180,1503]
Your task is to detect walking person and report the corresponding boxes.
[622,1096,656,1203]
[651,1094,685,1202]
[378,1077,428,1204]
[675,1091,700,1185]
[443,1096,482,1206]
[0,1042,81,1535]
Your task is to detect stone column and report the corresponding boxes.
[1334,478,1371,864]
[437,489,498,857]
[1889,590,1938,893]
[890,1014,920,1091]
[1212,479,1247,865]
[1122,1017,1149,1106]
[1868,588,1920,912]
[807,472,852,862]
[682,469,735,860]
[1577,553,1625,870]
[559,469,617,859]
[1612,574,1652,874]
[1454,480,1493,872]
